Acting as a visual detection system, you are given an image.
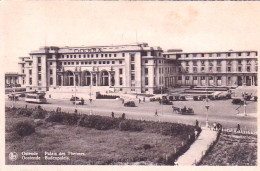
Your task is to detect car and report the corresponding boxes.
[72,99,85,105]
[70,96,80,101]
[124,101,136,107]
[232,98,244,105]
[159,98,173,105]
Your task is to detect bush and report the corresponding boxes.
[32,110,46,119]
[119,120,143,132]
[14,121,35,136]
[78,115,119,130]
[62,114,79,125]
[16,108,32,117]
[46,112,63,123]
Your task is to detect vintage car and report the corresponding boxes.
[231,98,244,105]
[72,99,85,105]
[124,101,136,107]
[70,96,80,101]
[159,98,173,105]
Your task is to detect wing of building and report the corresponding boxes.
[17,43,258,94]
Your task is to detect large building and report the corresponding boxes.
[5,72,21,87]
[18,43,258,94]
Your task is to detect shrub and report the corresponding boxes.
[46,112,63,123]
[16,108,32,117]
[143,144,152,150]
[119,120,143,132]
[62,114,79,125]
[14,121,35,136]
[78,115,119,130]
[32,110,46,119]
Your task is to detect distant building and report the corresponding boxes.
[5,72,21,87]
[17,43,258,94]
[163,50,258,87]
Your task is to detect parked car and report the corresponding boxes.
[70,96,80,101]
[232,98,244,105]
[124,101,136,107]
[73,99,85,105]
[159,98,173,105]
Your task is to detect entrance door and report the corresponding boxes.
[237,76,242,86]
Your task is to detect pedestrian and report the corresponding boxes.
[122,113,126,119]
[81,98,84,105]
[236,124,241,132]
[213,122,217,131]
[154,109,158,117]
[111,112,115,118]
[74,109,78,114]
[25,104,27,109]
[194,128,199,138]
[139,98,141,103]
[56,107,59,113]
[122,99,124,104]
[195,120,199,127]
[143,97,145,102]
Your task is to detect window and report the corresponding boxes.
[101,54,103,57]
[217,60,221,65]
[185,67,189,72]
[71,62,74,65]
[201,54,204,57]
[145,68,148,74]
[193,76,197,80]
[29,69,32,75]
[70,55,73,58]
[119,60,123,64]
[228,67,231,72]
[64,62,67,65]
[247,60,251,64]
[81,62,84,65]
[186,54,189,58]
[201,60,205,65]
[122,53,125,57]
[193,54,196,57]
[89,61,92,64]
[50,69,53,75]
[131,56,135,61]
[38,66,41,72]
[84,55,86,58]
[217,67,221,72]
[79,55,81,58]
[209,67,213,71]
[131,74,135,80]
[145,60,148,63]
[29,62,32,66]
[91,54,94,58]
[145,77,149,85]
[131,64,135,70]
[209,76,213,80]
[185,76,189,80]
[38,74,41,80]
[107,61,110,64]
[193,67,197,72]
[201,67,205,72]
[68,62,70,65]
[99,61,101,64]
[96,54,98,57]
[201,76,205,80]
[109,54,111,57]
[119,68,123,75]
[217,53,221,57]
[178,76,182,80]
[217,76,221,80]
[238,66,242,72]
[209,54,212,57]
[37,57,41,64]
[238,52,241,56]
[228,53,231,57]
[238,60,242,65]
[247,52,250,56]
[74,55,76,58]
[247,66,250,72]
[120,77,123,85]
[105,54,107,57]
[50,77,53,85]
[76,62,79,65]
[114,54,117,57]
[94,61,97,64]
[193,61,197,66]
[29,78,32,85]
[112,61,115,64]
[85,62,88,64]
[103,61,106,64]
[186,61,189,66]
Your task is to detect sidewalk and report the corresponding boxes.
[176,127,218,166]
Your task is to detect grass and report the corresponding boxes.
[198,132,257,166]
[5,107,195,165]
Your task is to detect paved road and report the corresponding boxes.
[5,96,257,131]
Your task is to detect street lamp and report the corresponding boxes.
[205,77,210,128]
[243,83,247,116]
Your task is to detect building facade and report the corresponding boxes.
[163,50,258,87]
[18,43,258,94]
[5,72,21,87]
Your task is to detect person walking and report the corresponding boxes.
[139,98,141,103]
[213,122,217,131]
[122,99,124,104]
[143,97,145,102]
[111,112,115,118]
[122,113,126,119]
[236,124,241,132]
[195,120,199,127]
[154,109,158,117]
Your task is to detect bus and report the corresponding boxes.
[25,93,47,104]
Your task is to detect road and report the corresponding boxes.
[5,96,257,132]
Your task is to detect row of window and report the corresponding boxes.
[184,59,257,66]
[61,53,125,59]
[184,66,257,72]
[166,52,258,58]
[177,76,222,81]
[60,60,124,66]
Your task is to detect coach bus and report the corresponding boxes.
[25,93,47,104]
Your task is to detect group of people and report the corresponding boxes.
[111,112,126,119]
[213,122,222,131]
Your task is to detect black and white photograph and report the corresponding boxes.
[1,1,259,170]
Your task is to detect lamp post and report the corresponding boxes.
[205,77,210,128]
[161,86,163,116]
[243,82,247,116]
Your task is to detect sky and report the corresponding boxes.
[1,1,260,72]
